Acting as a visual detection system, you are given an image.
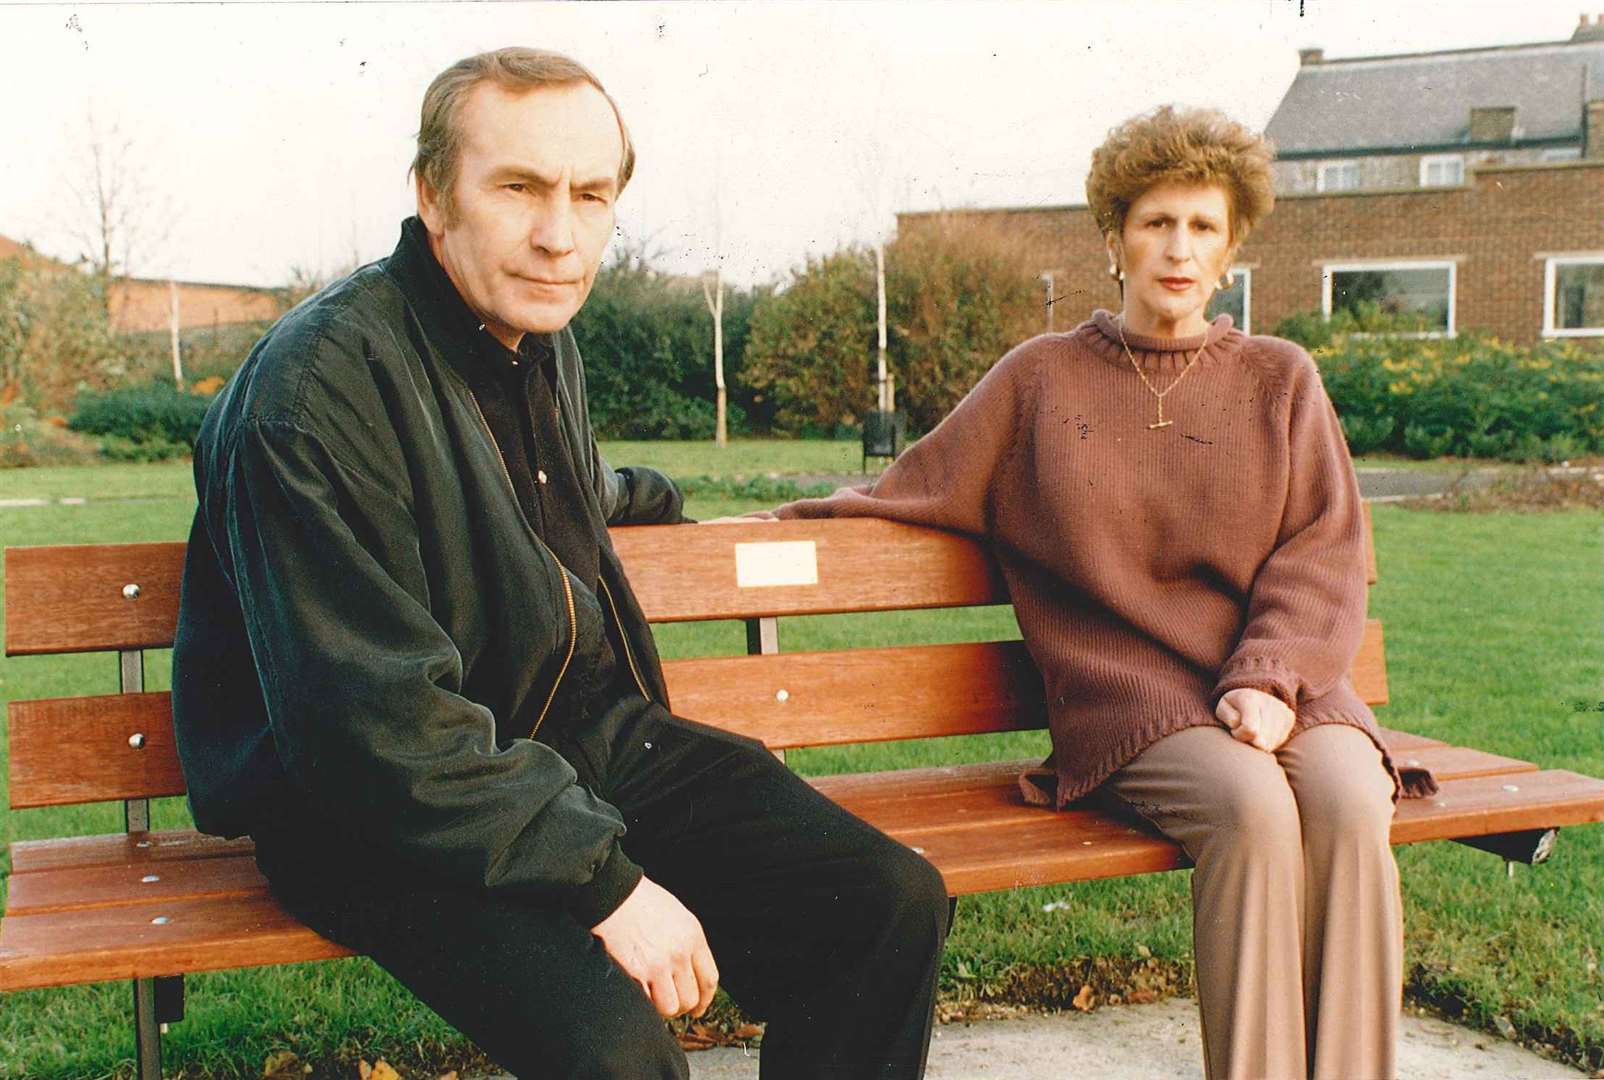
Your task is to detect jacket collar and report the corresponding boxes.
[383,216,555,378]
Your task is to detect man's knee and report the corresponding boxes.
[858,838,951,943]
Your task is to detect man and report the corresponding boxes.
[172,47,948,1079]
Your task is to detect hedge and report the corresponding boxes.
[1308,334,1604,462]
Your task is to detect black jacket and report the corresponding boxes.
[172,219,682,922]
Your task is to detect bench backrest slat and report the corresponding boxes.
[8,621,1390,809]
[9,692,184,809]
[5,506,1376,655]
[5,507,1384,809]
[5,544,187,657]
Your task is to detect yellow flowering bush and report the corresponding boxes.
[1281,318,1604,460]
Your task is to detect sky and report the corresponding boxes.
[0,0,1595,289]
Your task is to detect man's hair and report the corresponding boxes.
[411,47,636,221]
[1085,106,1275,245]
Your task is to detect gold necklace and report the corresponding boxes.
[1116,317,1208,430]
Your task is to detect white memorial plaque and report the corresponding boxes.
[735,541,819,588]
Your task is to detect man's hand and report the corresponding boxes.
[1216,688,1295,753]
[591,875,718,1018]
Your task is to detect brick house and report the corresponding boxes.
[0,233,282,334]
[899,17,1604,346]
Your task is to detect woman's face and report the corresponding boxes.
[1110,181,1234,338]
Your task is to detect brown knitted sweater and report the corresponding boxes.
[777,311,1436,807]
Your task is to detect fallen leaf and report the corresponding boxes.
[675,1030,718,1052]
[263,1050,302,1080]
[1493,1015,1517,1041]
[366,1062,402,1080]
[1072,984,1095,1012]
[733,1022,763,1039]
[1126,989,1158,1005]
[436,1073,459,1080]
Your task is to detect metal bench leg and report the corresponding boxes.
[133,978,162,1080]
[1455,828,1558,879]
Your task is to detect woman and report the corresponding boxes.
[773,106,1436,1080]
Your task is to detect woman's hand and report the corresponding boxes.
[1215,688,1295,753]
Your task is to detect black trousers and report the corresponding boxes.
[254,702,950,1079]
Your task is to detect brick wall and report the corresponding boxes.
[107,278,282,334]
[902,160,1604,346]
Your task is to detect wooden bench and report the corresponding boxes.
[6,513,1604,1079]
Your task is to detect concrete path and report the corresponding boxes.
[682,999,1589,1079]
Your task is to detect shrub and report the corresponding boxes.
[744,220,1043,435]
[69,381,214,451]
[571,255,761,439]
[1339,413,1396,455]
[1311,333,1604,460]
[743,250,878,434]
[0,401,97,467]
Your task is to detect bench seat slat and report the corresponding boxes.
[4,751,1584,993]
[1388,770,1604,844]
[0,892,352,992]
[812,744,1537,820]
[9,830,254,875]
[4,740,1534,906]
[7,855,268,917]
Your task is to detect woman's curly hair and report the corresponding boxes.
[1086,106,1276,244]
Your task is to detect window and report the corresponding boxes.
[1206,267,1251,332]
[1419,154,1464,187]
[1541,147,1582,163]
[1544,256,1604,337]
[1316,160,1361,192]
[1322,261,1456,337]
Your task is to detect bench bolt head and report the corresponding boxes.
[151,916,170,925]
[141,874,160,884]
[776,689,790,703]
[122,583,141,600]
[129,733,146,749]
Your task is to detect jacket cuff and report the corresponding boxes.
[616,466,687,525]
[568,842,644,928]
[1214,656,1300,710]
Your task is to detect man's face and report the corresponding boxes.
[418,80,622,347]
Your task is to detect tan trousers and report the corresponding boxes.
[1102,723,1402,1080]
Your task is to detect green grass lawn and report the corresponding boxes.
[1,456,1602,1077]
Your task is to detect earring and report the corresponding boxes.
[1107,262,1120,281]
[1219,269,1235,289]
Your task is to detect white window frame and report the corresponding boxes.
[1418,153,1464,187]
[1321,260,1457,338]
[1543,254,1604,338]
[1316,160,1361,192]
[1540,147,1582,162]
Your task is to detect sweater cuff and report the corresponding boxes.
[1214,656,1300,710]
[568,842,644,928]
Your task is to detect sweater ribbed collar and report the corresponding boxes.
[1085,309,1241,373]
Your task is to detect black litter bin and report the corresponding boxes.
[862,410,906,472]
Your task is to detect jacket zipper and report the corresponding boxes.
[598,576,652,702]
[464,389,577,739]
